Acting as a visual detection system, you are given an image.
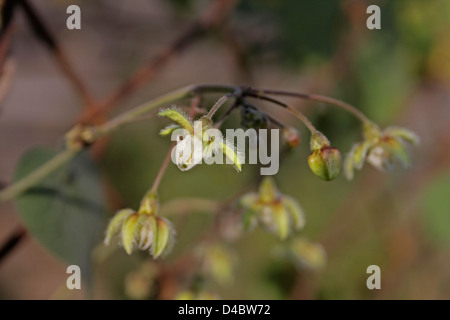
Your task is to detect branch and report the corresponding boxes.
[249,88,370,124]
[18,0,94,108]
[79,0,239,124]
[0,226,27,265]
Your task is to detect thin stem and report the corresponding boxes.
[150,144,174,194]
[205,95,229,119]
[246,93,319,134]
[0,148,78,203]
[0,226,27,265]
[249,88,371,124]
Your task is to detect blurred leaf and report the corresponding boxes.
[355,41,415,123]
[420,173,450,246]
[237,0,340,66]
[13,148,106,282]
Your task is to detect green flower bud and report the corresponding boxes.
[308,146,342,181]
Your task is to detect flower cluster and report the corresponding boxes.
[240,177,305,240]
[104,192,175,258]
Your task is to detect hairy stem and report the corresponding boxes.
[205,95,229,120]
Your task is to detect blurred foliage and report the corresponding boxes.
[13,149,106,283]
[420,172,450,247]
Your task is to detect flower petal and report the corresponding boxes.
[258,177,278,203]
[158,106,194,134]
[152,217,175,258]
[282,196,305,230]
[239,193,259,209]
[382,136,411,168]
[219,141,242,172]
[104,209,134,245]
[384,126,420,146]
[159,124,181,137]
[344,149,356,180]
[353,140,372,170]
[273,206,290,240]
[121,214,142,255]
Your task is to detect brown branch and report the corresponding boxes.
[0,9,16,110]
[79,0,239,124]
[18,0,94,109]
[0,226,27,265]
[0,17,15,71]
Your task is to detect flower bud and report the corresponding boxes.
[308,146,342,181]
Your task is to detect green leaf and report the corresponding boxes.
[13,148,106,283]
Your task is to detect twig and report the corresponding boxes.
[18,0,94,108]
[246,92,319,134]
[0,58,15,108]
[150,144,174,194]
[249,88,370,124]
[79,0,239,123]
[0,226,27,265]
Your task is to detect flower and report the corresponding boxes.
[104,192,175,258]
[239,177,305,240]
[288,237,326,270]
[158,106,242,172]
[307,133,342,181]
[344,121,420,180]
[197,244,236,285]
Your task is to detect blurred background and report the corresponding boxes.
[0,0,450,299]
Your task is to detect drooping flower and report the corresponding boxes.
[344,121,420,180]
[239,177,305,240]
[307,132,342,181]
[197,244,236,286]
[104,192,175,258]
[158,106,242,172]
[288,237,326,270]
[124,262,158,300]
